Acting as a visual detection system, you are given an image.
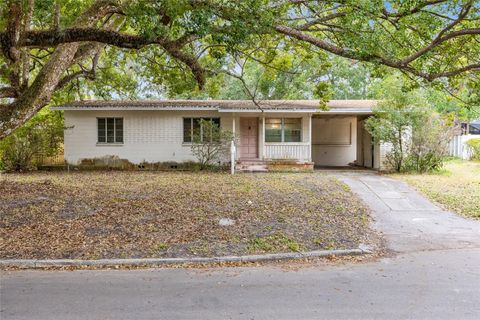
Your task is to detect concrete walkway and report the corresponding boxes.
[335,171,480,253]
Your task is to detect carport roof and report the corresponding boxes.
[52,99,377,113]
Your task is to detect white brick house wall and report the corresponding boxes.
[64,110,316,165]
[64,110,234,165]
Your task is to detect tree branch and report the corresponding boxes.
[0,86,18,98]
[0,28,205,88]
[429,63,480,79]
[296,12,347,30]
[399,28,479,66]
[0,0,122,139]
[21,0,35,90]
[274,24,480,81]
[381,0,449,18]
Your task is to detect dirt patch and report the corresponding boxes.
[0,171,382,259]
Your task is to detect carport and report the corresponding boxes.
[311,103,382,169]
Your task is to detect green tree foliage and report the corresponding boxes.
[366,75,459,172]
[466,139,480,161]
[197,54,375,101]
[326,56,376,100]
[407,114,458,173]
[1,0,478,138]
[365,77,425,172]
[207,51,332,101]
[0,108,64,171]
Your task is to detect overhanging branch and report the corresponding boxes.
[274,24,480,80]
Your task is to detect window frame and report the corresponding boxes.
[468,123,480,135]
[183,117,221,143]
[265,117,302,143]
[97,117,123,144]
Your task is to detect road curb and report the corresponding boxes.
[0,248,371,269]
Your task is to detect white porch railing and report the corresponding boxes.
[264,143,311,161]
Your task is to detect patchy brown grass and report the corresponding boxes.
[391,160,480,218]
[0,171,379,259]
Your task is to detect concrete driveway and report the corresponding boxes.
[335,171,480,253]
[1,171,480,320]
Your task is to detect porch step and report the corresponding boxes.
[236,160,268,172]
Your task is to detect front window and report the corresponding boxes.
[97,118,123,143]
[265,118,301,142]
[183,117,221,142]
[469,123,480,135]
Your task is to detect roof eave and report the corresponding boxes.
[51,106,219,111]
[51,106,373,114]
[218,108,317,113]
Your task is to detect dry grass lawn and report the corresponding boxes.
[0,171,378,260]
[391,160,480,218]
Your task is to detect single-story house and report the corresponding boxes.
[52,100,388,170]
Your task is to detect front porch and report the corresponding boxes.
[229,113,313,172]
[229,113,382,172]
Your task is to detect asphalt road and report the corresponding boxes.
[1,249,480,320]
[2,172,480,319]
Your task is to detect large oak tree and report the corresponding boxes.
[1,0,479,139]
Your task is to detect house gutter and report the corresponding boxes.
[51,107,373,114]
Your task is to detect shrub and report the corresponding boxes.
[365,76,459,173]
[190,119,235,169]
[467,138,480,160]
[407,114,458,172]
[0,110,64,171]
[365,88,426,172]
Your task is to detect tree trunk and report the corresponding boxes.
[0,0,119,139]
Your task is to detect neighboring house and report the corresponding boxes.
[450,119,480,159]
[52,100,388,170]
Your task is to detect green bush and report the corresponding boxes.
[467,138,480,160]
[0,109,64,172]
[406,114,457,173]
[190,119,235,169]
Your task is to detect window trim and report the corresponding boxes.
[468,123,480,135]
[97,117,124,144]
[265,117,302,143]
[183,117,221,143]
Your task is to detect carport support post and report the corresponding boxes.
[262,116,266,159]
[231,116,236,175]
[230,140,236,175]
[309,114,312,162]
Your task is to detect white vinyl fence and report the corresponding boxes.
[448,135,476,159]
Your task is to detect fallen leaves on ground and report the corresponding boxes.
[0,171,380,259]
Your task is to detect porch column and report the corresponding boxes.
[262,115,266,159]
[308,114,312,162]
[232,115,236,160]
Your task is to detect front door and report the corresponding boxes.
[240,117,259,159]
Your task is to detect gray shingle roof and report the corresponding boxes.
[53,99,377,112]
